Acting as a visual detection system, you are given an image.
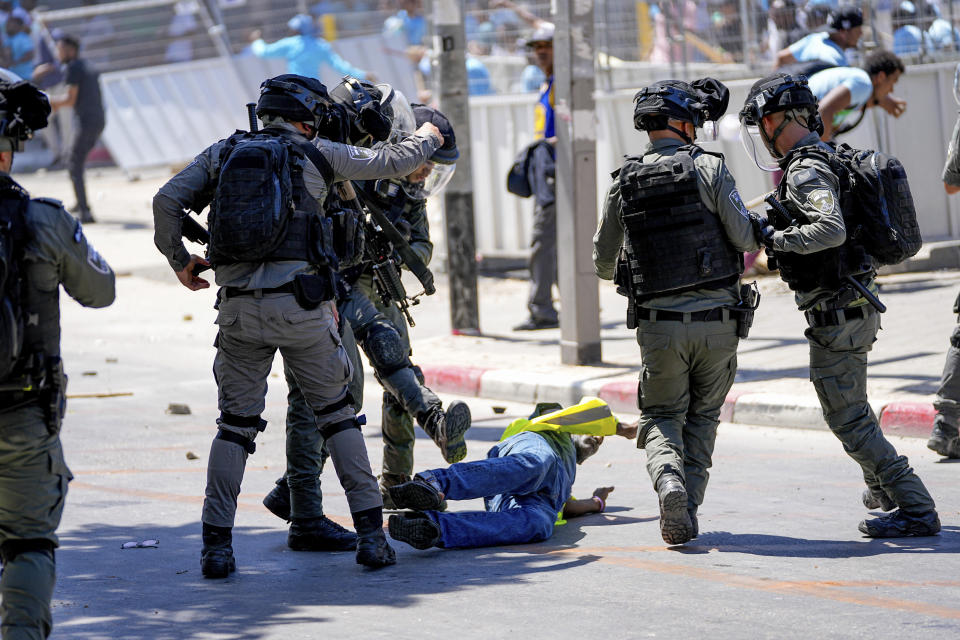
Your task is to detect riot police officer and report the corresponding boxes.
[0,81,115,639]
[593,78,758,545]
[262,89,470,529]
[739,73,939,538]
[153,74,445,576]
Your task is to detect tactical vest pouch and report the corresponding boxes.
[832,145,921,266]
[617,148,741,301]
[40,357,65,435]
[208,135,294,264]
[0,178,29,382]
[292,272,334,310]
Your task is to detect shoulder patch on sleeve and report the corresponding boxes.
[32,196,63,208]
[346,145,374,159]
[806,189,836,214]
[728,189,750,219]
[86,245,111,275]
[789,167,818,188]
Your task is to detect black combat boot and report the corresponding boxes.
[201,523,236,579]
[379,473,410,510]
[927,423,960,458]
[388,512,442,550]
[353,507,396,569]
[862,487,896,512]
[858,509,941,538]
[420,401,471,463]
[657,475,693,545]
[387,474,445,511]
[262,476,291,521]
[288,516,358,551]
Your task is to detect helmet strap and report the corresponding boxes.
[666,123,693,145]
[761,111,794,158]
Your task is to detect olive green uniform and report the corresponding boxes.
[774,132,935,514]
[593,138,758,513]
[0,189,115,640]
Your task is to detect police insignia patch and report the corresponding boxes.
[87,246,111,275]
[729,189,749,218]
[347,145,374,159]
[807,189,835,214]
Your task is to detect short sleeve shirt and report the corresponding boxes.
[788,32,848,66]
[64,58,104,124]
[808,66,873,128]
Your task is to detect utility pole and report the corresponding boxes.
[432,0,480,334]
[554,0,602,364]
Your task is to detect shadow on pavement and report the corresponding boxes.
[54,521,593,639]
[675,527,960,558]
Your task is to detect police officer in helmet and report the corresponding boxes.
[0,81,115,639]
[153,74,445,576]
[739,73,939,538]
[593,78,758,545]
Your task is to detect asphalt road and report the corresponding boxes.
[53,385,960,640]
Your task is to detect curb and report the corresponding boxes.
[422,364,938,439]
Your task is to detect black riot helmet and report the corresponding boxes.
[0,81,49,152]
[255,74,334,139]
[739,73,822,169]
[329,76,394,146]
[633,78,729,143]
[413,104,458,164]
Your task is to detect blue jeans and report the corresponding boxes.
[424,432,570,549]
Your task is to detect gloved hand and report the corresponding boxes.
[749,213,776,250]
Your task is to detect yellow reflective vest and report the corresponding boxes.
[499,396,619,441]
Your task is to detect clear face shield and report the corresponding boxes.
[401,161,456,199]
[739,122,780,172]
[696,120,719,142]
[378,83,415,143]
[954,63,960,106]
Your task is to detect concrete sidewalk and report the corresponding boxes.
[16,166,959,442]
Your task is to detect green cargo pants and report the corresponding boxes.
[0,405,71,640]
[636,316,739,511]
[805,309,936,514]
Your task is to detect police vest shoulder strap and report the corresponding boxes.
[290,139,335,187]
[680,142,725,161]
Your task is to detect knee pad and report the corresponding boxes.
[0,539,55,564]
[362,322,410,375]
[215,428,257,455]
[319,417,362,440]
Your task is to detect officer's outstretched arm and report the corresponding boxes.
[321,125,442,183]
[56,210,115,309]
[153,152,214,273]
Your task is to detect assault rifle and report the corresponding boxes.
[763,194,886,313]
[347,182,436,328]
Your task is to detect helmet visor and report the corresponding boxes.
[697,120,719,142]
[740,123,780,172]
[379,84,415,142]
[402,161,456,199]
[954,63,960,106]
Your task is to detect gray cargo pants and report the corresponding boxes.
[636,315,739,511]
[933,325,960,437]
[805,308,936,514]
[527,202,558,323]
[203,293,381,529]
[0,405,70,640]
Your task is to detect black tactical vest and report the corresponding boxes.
[772,145,871,294]
[616,146,741,301]
[211,130,329,266]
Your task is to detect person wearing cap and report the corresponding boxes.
[808,49,906,140]
[776,4,863,68]
[0,80,114,640]
[593,78,758,546]
[152,73,446,577]
[738,73,939,538]
[249,13,369,81]
[386,398,638,550]
[513,20,559,331]
[42,34,104,224]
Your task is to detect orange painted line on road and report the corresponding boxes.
[539,547,960,619]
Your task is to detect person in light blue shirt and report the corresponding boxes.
[250,14,367,80]
[928,17,960,50]
[776,4,862,68]
[809,49,905,140]
[382,0,426,47]
[892,1,933,56]
[2,14,33,80]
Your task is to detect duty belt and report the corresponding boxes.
[805,305,870,328]
[223,282,296,299]
[636,307,737,323]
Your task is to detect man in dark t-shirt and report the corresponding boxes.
[49,34,104,223]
